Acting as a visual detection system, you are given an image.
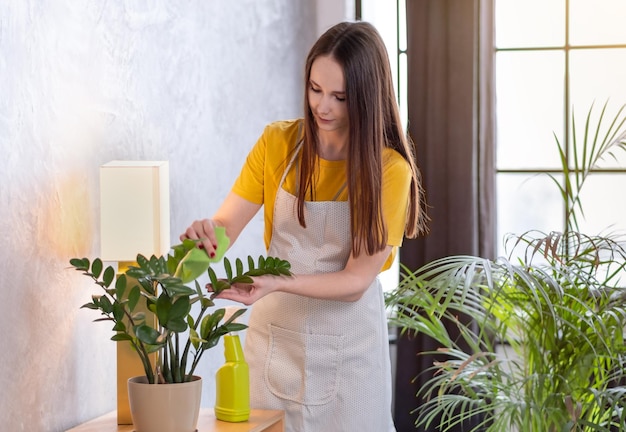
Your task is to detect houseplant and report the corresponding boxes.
[69,227,292,431]
[386,101,626,431]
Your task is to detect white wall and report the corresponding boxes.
[0,2,318,430]
[316,0,355,35]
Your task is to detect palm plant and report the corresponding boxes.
[386,102,626,431]
[553,101,626,234]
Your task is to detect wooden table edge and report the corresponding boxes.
[65,408,285,432]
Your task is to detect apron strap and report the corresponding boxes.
[289,120,347,202]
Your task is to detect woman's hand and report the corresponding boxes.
[210,245,392,304]
[180,219,221,258]
[209,275,279,306]
[179,192,262,257]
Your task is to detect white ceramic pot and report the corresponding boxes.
[128,375,202,432]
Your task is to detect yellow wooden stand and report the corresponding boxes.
[116,262,157,425]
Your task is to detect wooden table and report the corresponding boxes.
[65,409,285,432]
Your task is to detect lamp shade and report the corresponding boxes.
[100,161,170,262]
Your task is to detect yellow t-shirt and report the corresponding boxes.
[231,119,411,271]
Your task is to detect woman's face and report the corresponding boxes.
[308,55,349,134]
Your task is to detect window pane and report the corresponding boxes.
[398,0,407,52]
[497,173,565,257]
[399,53,408,128]
[570,0,626,45]
[574,174,626,235]
[569,48,626,168]
[568,102,626,170]
[495,0,565,48]
[496,51,565,169]
[570,48,626,112]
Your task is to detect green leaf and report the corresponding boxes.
[112,302,125,322]
[248,255,255,270]
[230,275,254,284]
[138,278,155,296]
[213,280,231,295]
[113,321,126,332]
[111,333,133,342]
[102,266,115,288]
[149,255,161,275]
[201,309,225,339]
[126,267,148,279]
[225,323,248,333]
[70,257,89,271]
[99,296,113,314]
[189,327,201,350]
[115,274,127,300]
[277,267,292,276]
[131,312,145,321]
[200,297,214,308]
[135,324,162,345]
[128,285,140,312]
[201,337,222,350]
[235,258,243,277]
[244,269,268,277]
[224,307,247,325]
[276,259,292,274]
[166,317,188,333]
[224,257,233,281]
[136,254,150,272]
[208,267,219,286]
[164,284,196,297]
[155,292,172,327]
[169,296,191,321]
[91,259,103,279]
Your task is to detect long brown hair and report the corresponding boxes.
[298,21,428,256]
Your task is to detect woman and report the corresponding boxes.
[181,21,427,432]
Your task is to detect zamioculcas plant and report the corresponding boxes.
[70,227,292,384]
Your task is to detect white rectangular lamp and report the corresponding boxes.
[100,161,170,424]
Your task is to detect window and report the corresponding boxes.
[360,0,406,293]
[495,0,626,257]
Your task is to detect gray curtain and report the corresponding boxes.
[394,0,496,431]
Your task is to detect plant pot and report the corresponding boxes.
[127,375,202,432]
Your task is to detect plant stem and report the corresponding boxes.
[180,304,209,381]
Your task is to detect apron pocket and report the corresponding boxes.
[265,324,345,406]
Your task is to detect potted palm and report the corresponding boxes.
[69,227,292,432]
[386,102,626,431]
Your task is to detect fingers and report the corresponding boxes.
[179,219,220,257]
[207,281,258,306]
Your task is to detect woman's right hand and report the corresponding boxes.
[179,192,263,258]
[180,219,221,258]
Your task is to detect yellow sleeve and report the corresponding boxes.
[231,120,301,250]
[381,148,412,271]
[231,129,267,205]
[382,148,411,247]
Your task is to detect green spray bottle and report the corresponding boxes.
[214,307,250,422]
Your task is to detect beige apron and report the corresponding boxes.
[244,140,396,432]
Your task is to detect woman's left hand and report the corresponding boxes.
[208,275,277,305]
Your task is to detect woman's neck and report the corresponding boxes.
[317,129,348,161]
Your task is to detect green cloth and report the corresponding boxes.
[174,226,230,283]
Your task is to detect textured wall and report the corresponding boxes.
[0,1,317,430]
